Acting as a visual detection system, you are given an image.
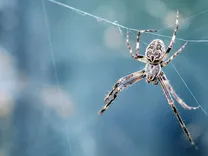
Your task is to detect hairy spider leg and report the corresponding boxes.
[126,29,157,63]
[158,74,197,148]
[104,70,145,103]
[165,11,179,54]
[160,72,199,110]
[100,70,145,115]
[162,41,188,67]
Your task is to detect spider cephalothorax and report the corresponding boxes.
[100,11,199,149]
[145,39,166,64]
[145,64,161,83]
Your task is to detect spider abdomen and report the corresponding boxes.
[145,39,166,63]
[145,64,161,83]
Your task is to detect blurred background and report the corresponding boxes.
[0,0,208,156]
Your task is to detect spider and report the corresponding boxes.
[99,11,200,148]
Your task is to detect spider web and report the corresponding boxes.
[42,0,208,154]
[44,0,208,115]
[47,0,208,43]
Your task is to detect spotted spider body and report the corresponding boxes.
[145,39,166,64]
[100,11,199,149]
[145,39,165,84]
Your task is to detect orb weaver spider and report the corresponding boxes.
[99,11,199,148]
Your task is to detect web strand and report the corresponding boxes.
[42,0,60,89]
[46,0,208,43]
[65,125,72,155]
[42,0,73,155]
[158,8,208,32]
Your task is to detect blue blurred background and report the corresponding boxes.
[0,0,208,156]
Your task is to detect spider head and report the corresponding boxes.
[145,39,166,64]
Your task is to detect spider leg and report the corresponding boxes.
[104,70,145,103]
[165,10,179,54]
[126,29,157,63]
[100,70,145,115]
[162,41,188,67]
[160,72,199,110]
[158,74,197,148]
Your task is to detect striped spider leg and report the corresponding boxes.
[100,70,145,115]
[160,72,199,110]
[126,29,157,63]
[104,70,144,103]
[158,72,198,148]
[165,10,179,55]
[161,41,188,67]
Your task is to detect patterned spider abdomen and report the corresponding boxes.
[145,63,161,83]
[145,39,166,64]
